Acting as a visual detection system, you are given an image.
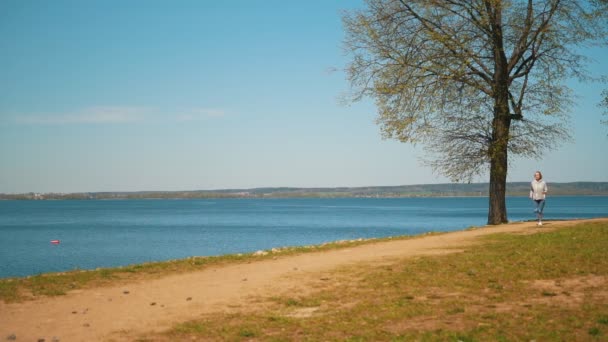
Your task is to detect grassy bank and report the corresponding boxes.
[0,235,402,303]
[140,221,608,341]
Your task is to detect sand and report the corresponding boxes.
[1,218,605,341]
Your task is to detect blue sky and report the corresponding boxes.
[1,0,607,193]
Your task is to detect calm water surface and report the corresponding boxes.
[1,197,607,278]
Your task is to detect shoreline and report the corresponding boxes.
[2,216,608,281]
[3,193,608,200]
[2,218,607,341]
[3,181,608,199]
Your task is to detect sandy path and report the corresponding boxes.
[1,219,603,341]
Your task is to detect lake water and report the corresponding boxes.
[1,196,607,279]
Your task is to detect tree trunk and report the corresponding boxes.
[487,2,510,225]
[487,97,510,225]
[487,135,509,225]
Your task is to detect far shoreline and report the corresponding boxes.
[3,193,608,201]
[2,181,608,200]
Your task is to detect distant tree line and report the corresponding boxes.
[2,182,608,200]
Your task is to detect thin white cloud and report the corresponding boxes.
[77,107,148,123]
[176,108,226,122]
[8,106,228,125]
[13,107,148,125]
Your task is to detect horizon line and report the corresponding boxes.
[3,180,608,195]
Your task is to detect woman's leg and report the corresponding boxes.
[534,200,545,222]
[538,200,545,221]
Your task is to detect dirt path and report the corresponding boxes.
[1,219,603,341]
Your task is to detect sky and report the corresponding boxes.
[1,0,607,194]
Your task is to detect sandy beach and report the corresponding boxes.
[1,218,606,341]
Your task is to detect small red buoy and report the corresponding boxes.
[50,240,60,245]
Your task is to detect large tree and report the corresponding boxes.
[343,0,608,224]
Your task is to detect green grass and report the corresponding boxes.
[150,220,608,341]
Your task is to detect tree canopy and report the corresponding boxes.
[343,0,608,223]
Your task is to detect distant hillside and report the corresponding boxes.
[2,182,608,200]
